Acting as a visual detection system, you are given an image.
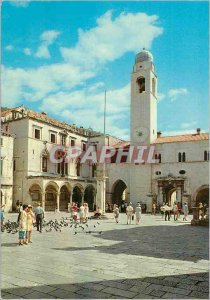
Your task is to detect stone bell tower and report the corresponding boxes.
[130,49,157,145]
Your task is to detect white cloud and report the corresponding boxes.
[5,45,14,51]
[35,45,50,59]
[168,88,188,102]
[157,92,166,102]
[8,0,30,7]
[180,121,198,129]
[40,30,60,44]
[60,11,163,69]
[162,129,199,136]
[2,64,95,105]
[39,83,130,139]
[23,48,32,56]
[35,30,60,59]
[2,10,163,139]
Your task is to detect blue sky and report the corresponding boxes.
[2,1,209,140]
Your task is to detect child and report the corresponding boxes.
[0,204,5,226]
[113,205,119,223]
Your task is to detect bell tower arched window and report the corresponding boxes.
[137,76,145,93]
[204,150,209,161]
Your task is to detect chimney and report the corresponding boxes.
[157,131,162,138]
[197,128,201,135]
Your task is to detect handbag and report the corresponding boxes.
[132,215,134,220]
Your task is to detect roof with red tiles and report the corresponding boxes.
[113,141,130,147]
[153,133,209,144]
[1,106,101,137]
[113,132,209,147]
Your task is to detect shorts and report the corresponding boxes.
[19,230,26,240]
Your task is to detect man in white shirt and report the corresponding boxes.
[126,203,134,224]
[173,202,179,221]
[182,202,189,221]
[35,203,44,232]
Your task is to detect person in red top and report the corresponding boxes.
[177,202,182,219]
[72,202,79,222]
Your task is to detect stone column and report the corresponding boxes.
[41,192,46,210]
[93,190,97,209]
[177,187,182,204]
[81,192,84,204]
[56,192,60,212]
[158,186,163,205]
[70,192,73,204]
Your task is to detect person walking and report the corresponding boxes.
[35,203,44,233]
[126,203,134,224]
[72,202,79,222]
[18,204,28,245]
[152,202,156,215]
[84,203,89,221]
[135,203,142,224]
[198,202,203,220]
[79,203,85,224]
[113,205,119,223]
[182,202,189,221]
[17,203,23,224]
[160,203,165,218]
[177,202,182,219]
[26,205,35,243]
[173,202,179,221]
[0,204,5,226]
[163,203,171,221]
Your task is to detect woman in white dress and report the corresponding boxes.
[79,204,85,223]
[84,203,89,221]
[18,204,28,245]
[135,203,142,225]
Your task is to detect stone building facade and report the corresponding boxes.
[1,50,209,212]
[105,50,209,212]
[0,130,14,212]
[1,107,123,212]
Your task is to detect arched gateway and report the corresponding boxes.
[59,185,70,211]
[111,180,128,211]
[45,183,58,211]
[84,185,95,211]
[72,185,83,206]
[195,185,209,206]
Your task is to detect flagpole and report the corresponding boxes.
[104,89,106,137]
[103,89,107,213]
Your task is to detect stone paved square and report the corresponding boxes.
[1,212,209,299]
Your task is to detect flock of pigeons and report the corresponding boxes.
[1,217,102,236]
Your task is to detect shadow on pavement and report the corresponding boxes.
[52,224,209,262]
[1,243,19,247]
[1,272,209,299]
